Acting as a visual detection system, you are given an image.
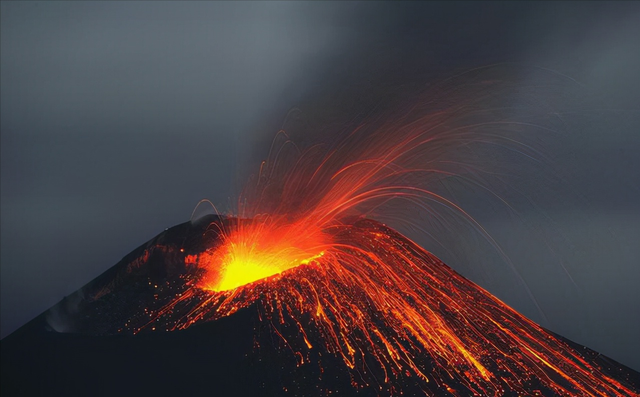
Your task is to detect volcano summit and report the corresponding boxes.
[2,214,638,396]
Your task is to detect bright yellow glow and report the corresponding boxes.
[216,258,285,292]
[214,246,324,292]
[199,221,326,292]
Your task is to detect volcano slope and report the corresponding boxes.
[2,214,639,397]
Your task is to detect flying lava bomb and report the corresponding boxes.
[2,71,639,397]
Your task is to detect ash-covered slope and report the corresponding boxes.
[2,215,638,396]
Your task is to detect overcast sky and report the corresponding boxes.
[2,1,639,370]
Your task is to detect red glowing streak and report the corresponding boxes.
[132,87,638,396]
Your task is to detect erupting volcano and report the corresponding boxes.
[2,87,639,397]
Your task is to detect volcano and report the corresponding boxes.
[2,214,638,397]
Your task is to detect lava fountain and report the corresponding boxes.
[71,76,639,396]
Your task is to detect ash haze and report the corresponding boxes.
[1,1,639,371]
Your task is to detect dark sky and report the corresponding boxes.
[2,2,639,370]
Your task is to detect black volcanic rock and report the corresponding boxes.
[2,216,639,396]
